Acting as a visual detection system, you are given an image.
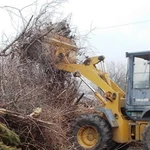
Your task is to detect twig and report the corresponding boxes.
[0,108,53,125]
[0,15,33,56]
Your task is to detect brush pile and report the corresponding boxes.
[0,2,96,149]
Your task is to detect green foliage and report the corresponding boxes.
[0,141,21,150]
[0,123,21,148]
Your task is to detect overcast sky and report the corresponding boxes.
[1,0,150,62]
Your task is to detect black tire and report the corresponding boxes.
[142,125,150,150]
[70,114,113,150]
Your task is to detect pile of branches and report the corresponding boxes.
[0,1,92,149]
[0,107,77,150]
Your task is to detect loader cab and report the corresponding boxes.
[125,51,150,120]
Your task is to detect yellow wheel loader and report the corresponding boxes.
[47,35,150,149]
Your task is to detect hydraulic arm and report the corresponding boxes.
[45,34,130,143]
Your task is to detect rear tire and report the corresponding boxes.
[70,114,112,150]
[142,124,150,150]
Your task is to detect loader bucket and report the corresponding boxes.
[44,34,78,64]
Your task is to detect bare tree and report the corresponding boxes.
[106,61,127,91]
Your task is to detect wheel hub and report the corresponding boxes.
[87,133,94,141]
[77,125,99,148]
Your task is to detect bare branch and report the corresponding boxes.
[0,15,33,56]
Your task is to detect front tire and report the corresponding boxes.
[70,114,112,150]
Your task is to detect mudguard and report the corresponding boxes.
[96,107,119,127]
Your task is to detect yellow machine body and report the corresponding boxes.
[47,34,149,144]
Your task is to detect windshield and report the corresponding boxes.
[133,56,150,89]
